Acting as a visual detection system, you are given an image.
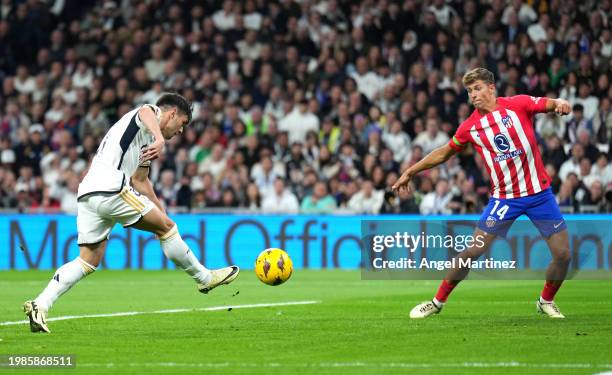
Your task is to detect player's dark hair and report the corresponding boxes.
[156,93,193,124]
[462,67,495,86]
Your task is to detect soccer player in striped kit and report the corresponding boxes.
[392,68,572,319]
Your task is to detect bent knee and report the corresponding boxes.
[554,249,571,264]
[77,257,97,274]
[465,245,488,259]
[158,219,177,239]
[162,218,175,233]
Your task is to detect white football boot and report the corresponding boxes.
[23,300,50,333]
[198,266,240,294]
[409,300,442,319]
[536,299,565,318]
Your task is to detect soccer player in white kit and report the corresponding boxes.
[24,93,239,333]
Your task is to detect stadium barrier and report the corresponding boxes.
[1,214,610,272]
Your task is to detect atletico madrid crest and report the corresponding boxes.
[486,216,497,228]
[501,115,513,129]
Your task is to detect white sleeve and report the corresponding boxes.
[136,104,160,167]
[135,104,162,130]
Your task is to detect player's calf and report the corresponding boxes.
[158,224,212,285]
[158,224,240,292]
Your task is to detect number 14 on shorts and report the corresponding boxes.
[489,200,509,220]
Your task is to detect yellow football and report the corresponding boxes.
[254,248,293,286]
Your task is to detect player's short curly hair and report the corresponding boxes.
[156,93,193,124]
[462,68,495,86]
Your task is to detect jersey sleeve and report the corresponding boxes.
[135,104,162,130]
[448,120,472,151]
[507,95,548,115]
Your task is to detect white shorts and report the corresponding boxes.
[77,185,155,245]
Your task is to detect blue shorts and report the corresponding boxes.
[477,188,567,238]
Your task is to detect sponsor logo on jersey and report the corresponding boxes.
[493,148,523,163]
[493,133,511,152]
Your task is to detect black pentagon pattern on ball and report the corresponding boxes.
[273,277,283,285]
[263,258,271,277]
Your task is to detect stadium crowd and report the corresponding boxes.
[0,0,610,214]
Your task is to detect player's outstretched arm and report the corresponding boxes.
[131,166,165,213]
[545,98,571,116]
[392,144,457,193]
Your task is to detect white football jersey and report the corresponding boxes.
[77,104,162,199]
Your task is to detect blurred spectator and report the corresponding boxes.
[156,170,178,208]
[592,154,612,187]
[594,97,611,143]
[501,0,537,26]
[49,171,79,214]
[419,179,453,215]
[536,111,565,139]
[576,129,600,164]
[300,181,336,214]
[198,143,227,181]
[14,65,35,95]
[79,103,110,141]
[347,180,384,214]
[581,180,606,212]
[212,0,236,32]
[542,136,567,171]
[279,99,319,144]
[144,43,166,81]
[318,118,341,153]
[559,144,584,181]
[413,119,449,155]
[578,157,596,187]
[218,187,240,208]
[574,83,599,121]
[244,182,261,211]
[261,178,299,214]
[383,119,411,162]
[351,56,384,101]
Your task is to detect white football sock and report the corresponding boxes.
[432,298,444,308]
[34,257,96,311]
[159,225,211,285]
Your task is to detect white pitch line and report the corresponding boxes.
[75,362,612,369]
[0,300,320,326]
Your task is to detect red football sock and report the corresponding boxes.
[540,281,561,302]
[434,280,457,303]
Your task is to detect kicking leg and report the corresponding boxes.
[410,228,497,318]
[133,206,239,293]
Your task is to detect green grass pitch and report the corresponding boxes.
[1,270,611,374]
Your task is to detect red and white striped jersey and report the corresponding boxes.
[448,95,550,199]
